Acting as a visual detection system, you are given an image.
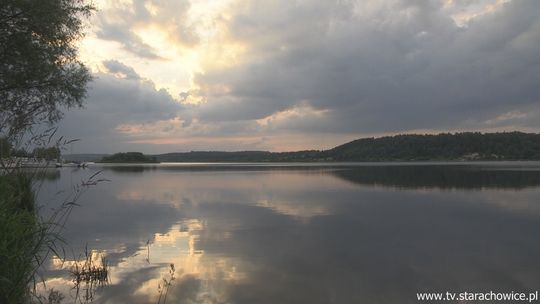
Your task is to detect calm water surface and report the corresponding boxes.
[36,162,540,303]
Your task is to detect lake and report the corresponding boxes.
[36,162,540,303]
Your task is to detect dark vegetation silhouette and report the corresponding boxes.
[0,0,93,138]
[0,0,95,302]
[100,152,158,163]
[154,132,540,162]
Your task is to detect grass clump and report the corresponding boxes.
[0,169,104,303]
[0,173,40,303]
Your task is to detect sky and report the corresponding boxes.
[57,0,540,153]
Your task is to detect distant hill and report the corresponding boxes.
[154,132,540,162]
[322,132,540,161]
[69,132,540,163]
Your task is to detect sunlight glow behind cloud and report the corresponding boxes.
[57,0,540,153]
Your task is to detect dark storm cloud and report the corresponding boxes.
[194,0,540,133]
[82,72,180,124]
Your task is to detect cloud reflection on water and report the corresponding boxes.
[36,164,540,303]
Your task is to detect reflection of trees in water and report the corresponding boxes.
[104,165,323,173]
[332,166,540,190]
[15,169,61,181]
[100,163,540,189]
[107,166,157,173]
[35,170,61,181]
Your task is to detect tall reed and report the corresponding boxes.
[0,168,105,303]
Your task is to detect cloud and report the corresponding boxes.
[102,60,141,80]
[96,23,163,59]
[192,0,540,134]
[97,25,161,59]
[94,0,198,59]
[61,0,540,152]
[57,60,183,152]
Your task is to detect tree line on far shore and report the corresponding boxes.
[99,132,540,163]
[322,131,540,161]
[0,138,60,160]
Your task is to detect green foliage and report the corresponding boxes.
[101,152,159,163]
[32,146,60,161]
[0,137,12,157]
[0,174,37,303]
[0,0,94,137]
[11,148,28,157]
[0,170,103,303]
